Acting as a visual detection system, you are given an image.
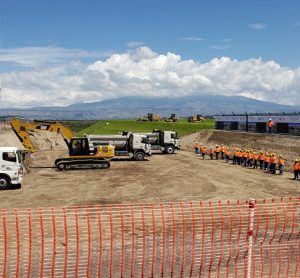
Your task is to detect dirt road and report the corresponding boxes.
[1,128,299,208]
[0,148,299,208]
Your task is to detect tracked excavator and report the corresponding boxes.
[10,118,115,170]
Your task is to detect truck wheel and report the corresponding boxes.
[0,176,11,190]
[166,145,175,154]
[57,162,66,171]
[134,151,145,161]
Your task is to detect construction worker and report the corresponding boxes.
[221,144,226,159]
[293,159,299,180]
[269,153,276,174]
[209,146,214,160]
[225,148,231,163]
[277,155,285,175]
[264,153,270,171]
[237,149,242,165]
[200,145,206,159]
[214,144,221,160]
[194,142,200,154]
[232,148,237,165]
[267,118,275,133]
[258,151,265,169]
[253,152,259,169]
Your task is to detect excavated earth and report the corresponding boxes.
[0,129,299,208]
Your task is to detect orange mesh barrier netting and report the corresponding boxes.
[0,197,299,277]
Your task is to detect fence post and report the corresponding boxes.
[247,199,255,278]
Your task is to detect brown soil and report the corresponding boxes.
[0,129,299,208]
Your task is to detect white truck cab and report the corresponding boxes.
[0,147,24,189]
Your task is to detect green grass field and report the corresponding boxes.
[76,119,215,137]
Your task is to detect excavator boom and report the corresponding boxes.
[10,118,74,153]
[10,118,114,170]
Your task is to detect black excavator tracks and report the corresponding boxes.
[55,159,110,170]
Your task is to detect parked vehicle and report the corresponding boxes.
[86,132,152,161]
[139,129,180,154]
[0,147,24,189]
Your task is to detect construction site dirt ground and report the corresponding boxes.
[0,129,300,208]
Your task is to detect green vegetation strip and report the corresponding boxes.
[77,119,214,137]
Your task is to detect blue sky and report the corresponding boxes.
[1,0,300,107]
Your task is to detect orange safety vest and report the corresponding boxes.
[265,156,270,162]
[195,143,200,149]
[221,146,226,152]
[269,157,276,164]
[259,154,265,160]
[209,149,213,154]
[215,147,221,153]
[293,163,299,171]
[278,159,284,166]
[201,147,206,154]
[267,121,274,128]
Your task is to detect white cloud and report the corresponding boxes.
[179,37,204,42]
[0,46,113,67]
[1,46,300,108]
[210,44,232,50]
[249,23,267,30]
[126,41,144,48]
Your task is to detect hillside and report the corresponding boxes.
[1,95,299,120]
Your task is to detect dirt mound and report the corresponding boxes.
[0,129,24,148]
[0,129,66,151]
[180,130,300,171]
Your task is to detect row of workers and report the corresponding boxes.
[194,142,300,179]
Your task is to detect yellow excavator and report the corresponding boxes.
[10,118,115,170]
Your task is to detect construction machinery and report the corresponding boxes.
[0,147,24,189]
[137,113,161,122]
[86,132,152,161]
[138,129,180,154]
[164,114,179,122]
[188,114,205,123]
[10,118,115,170]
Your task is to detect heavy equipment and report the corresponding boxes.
[164,114,179,122]
[188,114,205,123]
[86,132,151,161]
[137,113,161,122]
[10,118,115,170]
[138,129,180,154]
[0,147,24,189]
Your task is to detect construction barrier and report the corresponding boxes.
[0,197,299,277]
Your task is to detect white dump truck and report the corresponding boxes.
[0,147,24,189]
[86,132,151,161]
[139,130,180,154]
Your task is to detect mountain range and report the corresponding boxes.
[0,95,299,120]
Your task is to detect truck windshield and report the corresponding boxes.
[171,132,178,139]
[141,136,148,144]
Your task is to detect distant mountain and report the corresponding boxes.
[1,95,299,120]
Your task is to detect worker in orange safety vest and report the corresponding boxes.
[214,145,221,160]
[277,155,285,175]
[221,144,226,160]
[266,118,275,133]
[194,142,200,154]
[209,146,214,160]
[200,145,206,159]
[258,151,265,169]
[293,159,299,180]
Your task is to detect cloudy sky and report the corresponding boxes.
[1,0,300,108]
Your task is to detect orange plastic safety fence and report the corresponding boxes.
[0,197,299,277]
